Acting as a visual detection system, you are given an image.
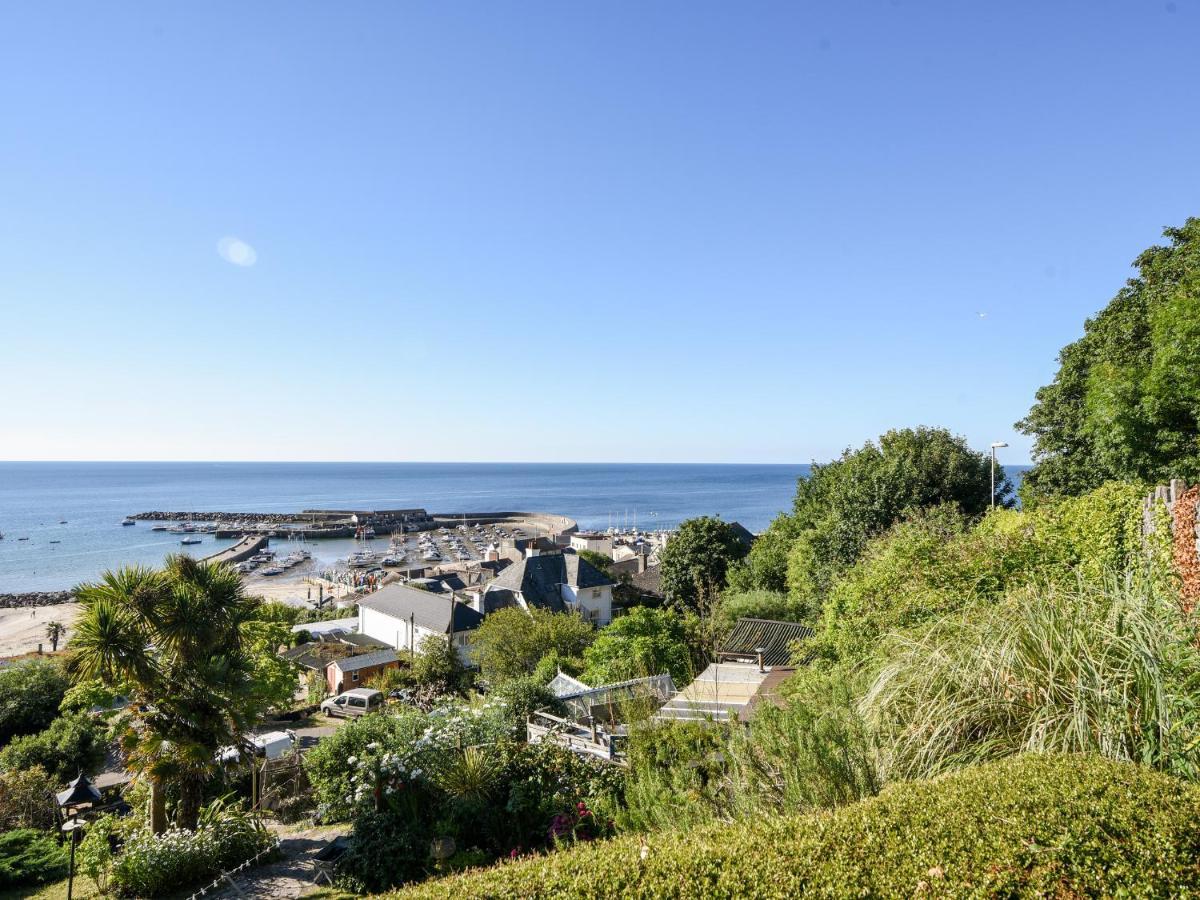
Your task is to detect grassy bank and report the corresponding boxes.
[397,753,1200,898]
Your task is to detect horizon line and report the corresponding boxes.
[0,458,1034,467]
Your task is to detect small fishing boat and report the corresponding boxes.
[121,518,136,526]
[49,540,61,544]
[18,536,29,541]
[260,566,285,576]
[180,537,202,545]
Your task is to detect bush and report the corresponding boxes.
[0,711,106,782]
[485,677,561,731]
[396,754,1200,898]
[471,608,595,684]
[0,765,59,831]
[581,607,694,686]
[861,569,1200,782]
[0,828,68,889]
[0,659,70,744]
[109,801,273,897]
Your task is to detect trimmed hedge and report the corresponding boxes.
[397,754,1200,898]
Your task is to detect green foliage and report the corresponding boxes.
[729,512,802,594]
[620,720,735,832]
[242,618,298,712]
[77,812,120,894]
[0,765,59,831]
[582,607,693,686]
[336,806,432,893]
[486,677,561,730]
[0,658,69,744]
[785,427,1009,604]
[471,608,595,684]
[530,650,584,685]
[303,707,429,822]
[1019,218,1200,498]
[68,556,272,830]
[59,677,124,715]
[659,517,749,611]
[712,588,811,637]
[109,803,274,898]
[578,550,614,575]
[397,754,1200,899]
[0,828,68,890]
[862,569,1200,783]
[727,665,879,816]
[812,482,1163,664]
[0,711,106,782]
[409,635,472,695]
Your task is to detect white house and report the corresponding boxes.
[357,583,484,666]
[569,532,613,555]
[482,553,615,625]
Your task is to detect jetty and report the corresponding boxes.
[201,534,269,567]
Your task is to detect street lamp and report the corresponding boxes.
[57,772,100,900]
[989,442,1008,509]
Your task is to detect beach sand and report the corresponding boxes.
[0,602,80,658]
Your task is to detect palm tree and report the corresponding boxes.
[68,556,262,832]
[44,620,66,652]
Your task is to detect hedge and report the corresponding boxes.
[396,753,1200,898]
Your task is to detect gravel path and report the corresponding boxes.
[204,823,349,899]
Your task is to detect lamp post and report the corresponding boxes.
[57,772,101,900]
[989,442,1008,509]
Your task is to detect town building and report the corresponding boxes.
[481,552,616,625]
[357,582,485,665]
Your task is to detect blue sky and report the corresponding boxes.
[2,2,1197,464]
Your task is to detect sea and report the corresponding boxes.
[0,462,810,593]
[0,461,1028,594]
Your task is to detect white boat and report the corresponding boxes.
[347,551,376,568]
[180,537,202,545]
[260,566,285,576]
[121,518,136,526]
[381,555,404,567]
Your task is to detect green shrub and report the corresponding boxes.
[109,802,273,898]
[861,568,1200,782]
[620,719,734,832]
[0,659,70,744]
[581,607,694,686]
[396,754,1200,898]
[485,677,561,732]
[0,764,59,831]
[0,711,106,782]
[0,827,68,889]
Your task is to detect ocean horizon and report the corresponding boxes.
[0,461,1027,593]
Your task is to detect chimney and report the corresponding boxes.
[638,552,648,574]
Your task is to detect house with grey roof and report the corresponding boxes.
[357,582,485,665]
[482,551,615,625]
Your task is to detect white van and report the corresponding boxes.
[320,688,384,719]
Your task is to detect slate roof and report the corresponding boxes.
[719,617,814,667]
[359,582,484,633]
[727,521,757,549]
[484,553,615,613]
[332,648,399,673]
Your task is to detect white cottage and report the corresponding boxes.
[481,552,615,625]
[357,583,484,666]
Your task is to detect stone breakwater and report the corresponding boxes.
[132,511,291,523]
[0,591,75,609]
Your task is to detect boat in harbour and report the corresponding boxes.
[121,518,136,526]
[180,537,202,545]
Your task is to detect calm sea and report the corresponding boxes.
[0,461,1027,593]
[0,462,809,592]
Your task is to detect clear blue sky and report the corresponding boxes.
[3,2,1197,464]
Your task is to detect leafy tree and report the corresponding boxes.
[578,550,614,576]
[410,634,472,695]
[582,607,693,686]
[0,659,69,744]
[749,427,1008,602]
[0,712,106,782]
[713,589,811,636]
[471,608,595,684]
[659,517,750,612]
[1018,219,1200,499]
[68,556,266,832]
[242,619,299,712]
[486,677,562,729]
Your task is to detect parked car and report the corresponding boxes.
[216,729,297,764]
[320,688,384,719]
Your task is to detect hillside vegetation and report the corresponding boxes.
[397,754,1200,899]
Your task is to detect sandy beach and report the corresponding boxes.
[0,602,81,658]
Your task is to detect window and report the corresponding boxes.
[588,608,600,623]
[349,697,366,708]
[352,672,359,682]
[591,588,602,598]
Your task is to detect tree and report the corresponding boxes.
[659,517,750,612]
[44,622,65,653]
[0,660,69,745]
[745,427,1009,602]
[582,607,693,686]
[1018,219,1200,499]
[68,557,265,832]
[409,634,471,695]
[470,608,595,684]
[0,712,105,783]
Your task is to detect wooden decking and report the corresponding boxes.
[526,710,625,764]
